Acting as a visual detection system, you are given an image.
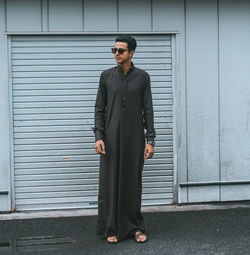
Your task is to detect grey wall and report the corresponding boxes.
[185,0,220,202]
[1,0,250,210]
[182,0,250,202]
[219,0,250,201]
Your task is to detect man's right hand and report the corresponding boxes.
[95,140,106,155]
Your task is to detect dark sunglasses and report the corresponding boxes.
[111,47,129,54]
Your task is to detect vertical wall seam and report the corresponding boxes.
[217,0,221,201]
[117,0,119,31]
[46,0,49,31]
[47,0,49,32]
[184,0,189,202]
[151,0,153,31]
[82,0,84,31]
[41,0,43,32]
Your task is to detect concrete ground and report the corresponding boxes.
[0,203,249,255]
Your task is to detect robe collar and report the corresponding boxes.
[117,61,135,75]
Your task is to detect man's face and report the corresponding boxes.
[113,42,134,65]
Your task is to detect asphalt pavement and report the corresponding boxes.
[0,206,249,255]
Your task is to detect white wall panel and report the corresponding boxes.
[219,0,250,200]
[185,0,219,201]
[6,0,41,32]
[49,0,83,31]
[118,0,151,31]
[153,0,184,32]
[188,186,220,203]
[221,185,250,201]
[84,0,117,31]
[41,0,49,32]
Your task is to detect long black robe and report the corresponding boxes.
[94,63,156,240]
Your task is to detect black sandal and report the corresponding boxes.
[107,236,119,244]
[134,231,147,243]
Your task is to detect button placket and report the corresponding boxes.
[122,79,127,109]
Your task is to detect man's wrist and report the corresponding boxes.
[147,140,155,147]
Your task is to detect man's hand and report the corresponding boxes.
[144,144,154,160]
[95,140,106,155]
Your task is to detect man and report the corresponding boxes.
[94,35,155,243]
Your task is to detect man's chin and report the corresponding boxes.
[115,59,121,63]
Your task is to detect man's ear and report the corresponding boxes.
[130,50,135,58]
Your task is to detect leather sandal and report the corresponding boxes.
[134,231,147,243]
[107,236,119,244]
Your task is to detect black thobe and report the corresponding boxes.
[94,63,156,240]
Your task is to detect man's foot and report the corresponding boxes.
[134,231,147,243]
[107,236,119,244]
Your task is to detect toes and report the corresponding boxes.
[107,237,113,242]
[135,232,147,242]
[107,236,118,243]
[138,237,146,242]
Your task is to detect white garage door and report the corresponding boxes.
[11,34,174,210]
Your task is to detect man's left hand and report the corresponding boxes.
[144,144,154,160]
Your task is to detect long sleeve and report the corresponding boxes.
[94,72,107,141]
[143,73,156,143]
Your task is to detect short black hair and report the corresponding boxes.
[115,35,137,51]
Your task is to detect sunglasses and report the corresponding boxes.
[111,47,129,54]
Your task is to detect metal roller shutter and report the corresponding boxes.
[11,34,174,211]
